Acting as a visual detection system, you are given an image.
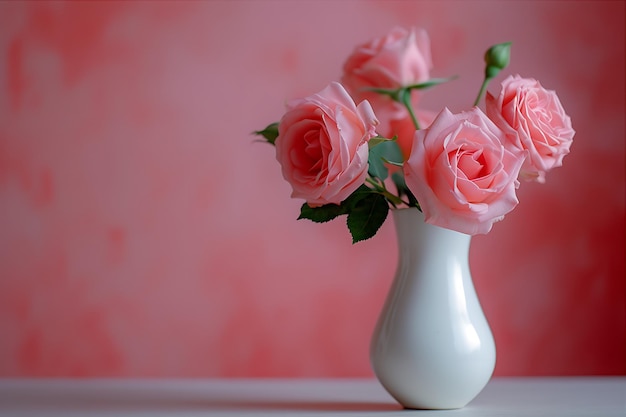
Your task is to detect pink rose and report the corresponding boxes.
[486,75,575,183]
[275,82,379,207]
[341,27,432,137]
[404,107,525,235]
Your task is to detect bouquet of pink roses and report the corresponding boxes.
[255,27,575,242]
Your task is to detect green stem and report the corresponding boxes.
[365,177,385,193]
[366,177,409,207]
[383,190,408,207]
[400,89,420,130]
[474,76,491,107]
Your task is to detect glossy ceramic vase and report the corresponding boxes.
[370,208,495,409]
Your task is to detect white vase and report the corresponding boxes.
[370,208,496,409]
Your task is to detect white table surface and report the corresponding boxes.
[0,377,624,416]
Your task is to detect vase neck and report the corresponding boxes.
[392,209,471,257]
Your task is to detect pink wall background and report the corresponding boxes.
[0,1,624,377]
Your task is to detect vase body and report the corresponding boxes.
[370,208,495,409]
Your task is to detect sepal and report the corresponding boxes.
[253,122,279,145]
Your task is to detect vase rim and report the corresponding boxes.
[391,207,472,239]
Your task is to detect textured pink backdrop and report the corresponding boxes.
[0,1,624,377]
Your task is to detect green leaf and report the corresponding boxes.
[253,122,279,145]
[347,193,389,243]
[368,140,404,181]
[297,185,374,223]
[343,184,375,204]
[405,76,458,91]
[298,202,347,223]
[297,185,391,243]
[391,172,420,210]
[405,187,420,210]
[381,158,403,167]
[368,136,389,149]
[391,171,407,196]
[364,77,456,107]
[362,87,398,99]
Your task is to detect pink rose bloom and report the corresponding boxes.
[404,107,525,235]
[486,75,575,183]
[341,27,432,137]
[275,82,379,207]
